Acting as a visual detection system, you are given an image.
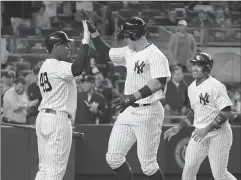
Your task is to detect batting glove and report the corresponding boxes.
[111,94,136,114]
[79,10,97,33]
[82,20,90,44]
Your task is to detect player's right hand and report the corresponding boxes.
[79,10,97,33]
[164,126,180,141]
[82,20,90,43]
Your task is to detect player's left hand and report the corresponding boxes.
[79,10,97,33]
[192,128,209,142]
[111,94,136,114]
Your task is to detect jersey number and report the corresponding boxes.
[40,72,52,92]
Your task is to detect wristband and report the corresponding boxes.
[138,85,152,99]
[214,113,227,125]
[91,32,99,38]
[82,39,89,45]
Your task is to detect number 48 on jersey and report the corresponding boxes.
[39,72,52,92]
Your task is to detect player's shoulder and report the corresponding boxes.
[148,44,161,52]
[147,44,166,57]
[208,76,225,88]
[40,58,71,72]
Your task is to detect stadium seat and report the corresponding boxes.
[22,54,48,68]
[119,9,139,19]
[128,2,146,10]
[108,2,124,11]
[1,26,14,36]
[6,55,21,63]
[142,10,161,17]
[15,61,31,71]
[18,27,36,37]
[16,48,27,53]
[147,26,160,39]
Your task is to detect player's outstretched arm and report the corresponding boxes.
[164,110,194,141]
[80,10,111,63]
[71,20,90,77]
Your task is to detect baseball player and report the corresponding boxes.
[80,11,171,180]
[34,21,90,180]
[164,52,237,180]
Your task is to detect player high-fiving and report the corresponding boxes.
[35,21,90,180]
[80,10,170,180]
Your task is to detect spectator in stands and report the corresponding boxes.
[3,62,17,72]
[43,1,58,24]
[1,71,15,108]
[2,77,29,124]
[16,40,28,53]
[1,38,9,65]
[168,20,197,72]
[75,75,108,124]
[34,3,51,35]
[27,67,42,124]
[97,78,121,124]
[190,10,214,45]
[6,1,33,36]
[213,7,236,40]
[193,1,214,13]
[232,89,241,125]
[160,10,178,26]
[163,65,189,123]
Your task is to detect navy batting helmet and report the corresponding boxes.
[117,17,147,41]
[189,52,214,72]
[45,31,73,53]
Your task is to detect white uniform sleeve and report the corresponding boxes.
[109,47,128,66]
[212,83,233,111]
[149,49,171,79]
[54,61,74,81]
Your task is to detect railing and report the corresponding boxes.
[111,12,241,47]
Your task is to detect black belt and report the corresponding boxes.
[43,109,72,119]
[131,103,151,108]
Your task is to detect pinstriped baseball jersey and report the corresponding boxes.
[109,44,171,104]
[38,58,77,117]
[188,76,233,129]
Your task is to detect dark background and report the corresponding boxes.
[1,125,240,180]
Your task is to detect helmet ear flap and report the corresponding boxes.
[129,32,139,41]
[129,28,147,41]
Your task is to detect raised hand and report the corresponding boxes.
[82,20,90,43]
[79,10,97,33]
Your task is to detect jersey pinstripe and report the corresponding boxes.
[188,76,233,129]
[38,58,77,117]
[182,76,237,180]
[106,43,170,176]
[109,44,171,104]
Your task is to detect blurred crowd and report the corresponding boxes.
[1,1,241,125]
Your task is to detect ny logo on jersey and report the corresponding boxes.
[134,60,145,74]
[199,93,209,105]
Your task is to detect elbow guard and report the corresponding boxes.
[156,77,167,91]
[214,106,232,125]
[156,77,167,85]
[214,112,229,125]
